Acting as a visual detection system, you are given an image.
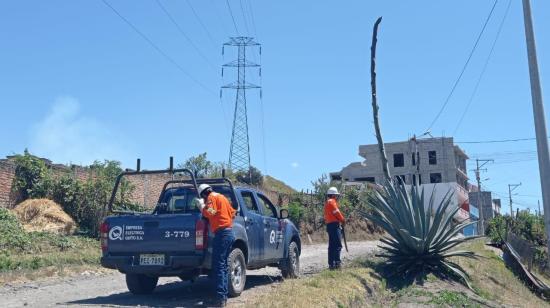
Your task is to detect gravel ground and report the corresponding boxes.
[0,241,379,308]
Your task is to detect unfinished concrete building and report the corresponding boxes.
[330,137,469,190]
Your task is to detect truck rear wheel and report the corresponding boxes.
[228,248,246,297]
[125,273,158,294]
[281,241,300,279]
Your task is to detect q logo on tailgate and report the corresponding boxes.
[109,226,124,240]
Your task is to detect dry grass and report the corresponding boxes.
[241,266,382,308]
[243,240,550,308]
[12,199,76,235]
[459,240,549,307]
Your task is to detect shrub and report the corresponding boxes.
[235,166,264,186]
[0,208,31,251]
[486,211,546,246]
[11,150,52,202]
[287,202,305,225]
[486,215,509,244]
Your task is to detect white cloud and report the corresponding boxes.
[29,96,130,165]
[291,162,299,168]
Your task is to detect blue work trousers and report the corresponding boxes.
[326,222,342,268]
[211,228,235,301]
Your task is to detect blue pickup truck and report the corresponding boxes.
[100,167,301,297]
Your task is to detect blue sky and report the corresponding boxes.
[1,1,549,213]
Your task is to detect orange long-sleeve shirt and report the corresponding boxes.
[324,198,345,224]
[201,192,236,233]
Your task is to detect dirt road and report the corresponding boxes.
[0,241,379,307]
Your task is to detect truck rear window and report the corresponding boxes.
[161,185,237,213]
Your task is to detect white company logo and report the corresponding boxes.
[269,230,276,244]
[109,226,124,240]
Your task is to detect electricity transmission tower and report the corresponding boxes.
[221,37,261,172]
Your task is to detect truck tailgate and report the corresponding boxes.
[105,213,201,253]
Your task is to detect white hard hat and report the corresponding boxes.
[327,187,340,195]
[198,184,212,195]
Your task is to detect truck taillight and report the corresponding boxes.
[195,219,208,250]
[100,221,109,252]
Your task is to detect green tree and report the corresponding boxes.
[235,166,263,186]
[311,174,330,206]
[210,161,233,179]
[180,153,212,178]
[11,150,52,202]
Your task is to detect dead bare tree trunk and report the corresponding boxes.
[370,17,391,183]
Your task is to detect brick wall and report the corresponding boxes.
[126,173,173,209]
[0,155,291,210]
[0,156,95,208]
[0,159,16,208]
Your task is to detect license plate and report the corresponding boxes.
[139,254,165,266]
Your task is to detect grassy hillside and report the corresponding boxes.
[263,175,297,195]
[246,240,549,308]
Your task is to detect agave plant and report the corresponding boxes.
[362,182,480,288]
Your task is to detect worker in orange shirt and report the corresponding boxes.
[324,187,345,270]
[197,184,236,307]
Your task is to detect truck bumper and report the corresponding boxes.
[101,255,205,274]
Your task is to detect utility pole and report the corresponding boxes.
[539,200,542,217]
[508,183,522,219]
[473,159,492,235]
[522,0,550,265]
[221,37,261,175]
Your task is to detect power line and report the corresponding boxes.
[470,150,537,158]
[492,158,537,165]
[258,48,267,175]
[154,0,217,71]
[426,0,498,132]
[454,0,512,135]
[101,0,215,95]
[246,0,259,39]
[226,0,240,35]
[456,137,539,144]
[239,0,251,35]
[185,0,218,47]
[209,0,233,36]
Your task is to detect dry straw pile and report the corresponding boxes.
[12,199,76,235]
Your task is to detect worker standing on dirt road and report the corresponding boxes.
[324,187,346,270]
[197,184,236,307]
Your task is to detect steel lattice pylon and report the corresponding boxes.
[221,37,261,172]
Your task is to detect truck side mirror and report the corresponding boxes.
[279,208,289,219]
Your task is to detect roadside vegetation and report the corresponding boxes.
[247,240,549,308]
[0,207,101,284]
[11,150,137,236]
[486,211,549,275]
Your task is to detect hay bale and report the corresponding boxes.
[12,199,76,235]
